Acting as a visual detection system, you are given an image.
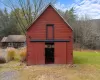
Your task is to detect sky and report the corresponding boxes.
[55,0,100,19]
[0,0,100,19]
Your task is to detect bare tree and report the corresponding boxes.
[0,0,57,34]
[74,15,100,50]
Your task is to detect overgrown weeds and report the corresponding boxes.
[0,47,27,63]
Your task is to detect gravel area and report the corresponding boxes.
[0,61,23,80]
[0,70,20,80]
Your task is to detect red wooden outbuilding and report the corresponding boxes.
[26,4,73,65]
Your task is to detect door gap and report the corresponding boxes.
[45,42,54,64]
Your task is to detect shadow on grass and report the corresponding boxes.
[73,57,88,64]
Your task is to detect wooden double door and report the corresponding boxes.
[27,42,67,65]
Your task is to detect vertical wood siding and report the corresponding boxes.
[27,42,45,65]
[47,26,54,40]
[55,42,67,64]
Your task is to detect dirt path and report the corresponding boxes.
[1,61,100,80]
[0,70,20,80]
[0,61,24,80]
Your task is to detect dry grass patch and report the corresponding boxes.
[19,64,100,80]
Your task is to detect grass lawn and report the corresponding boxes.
[1,50,100,80]
[74,50,100,64]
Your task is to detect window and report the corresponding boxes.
[8,43,13,47]
[21,43,24,47]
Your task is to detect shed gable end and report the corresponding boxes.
[27,5,72,40]
[27,4,72,31]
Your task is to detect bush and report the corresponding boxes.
[6,47,16,61]
[19,47,26,62]
[14,52,20,61]
[0,47,27,63]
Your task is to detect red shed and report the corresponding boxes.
[26,4,73,65]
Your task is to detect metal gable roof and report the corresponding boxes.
[1,37,7,42]
[27,3,73,31]
[1,35,26,42]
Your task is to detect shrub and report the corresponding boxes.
[0,47,27,62]
[6,47,16,61]
[19,47,26,62]
[14,52,20,61]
